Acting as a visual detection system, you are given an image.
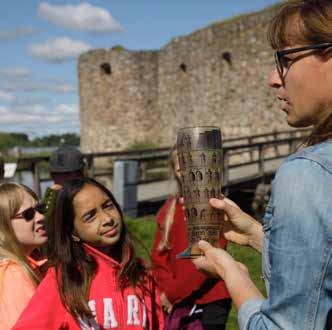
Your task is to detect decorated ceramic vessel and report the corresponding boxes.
[177,126,223,259]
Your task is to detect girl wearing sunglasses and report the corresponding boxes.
[0,182,47,329]
[14,177,163,329]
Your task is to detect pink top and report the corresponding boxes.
[0,257,46,329]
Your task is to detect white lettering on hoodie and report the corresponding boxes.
[127,295,140,325]
[103,298,118,328]
[79,296,146,329]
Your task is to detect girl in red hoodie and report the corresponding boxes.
[0,182,47,329]
[14,177,163,329]
[151,146,231,329]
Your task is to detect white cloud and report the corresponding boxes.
[0,78,76,94]
[0,68,74,96]
[12,103,46,115]
[54,103,78,115]
[1,80,45,93]
[0,67,30,78]
[0,27,37,40]
[0,112,41,124]
[0,103,80,136]
[28,37,92,62]
[0,105,38,123]
[38,2,123,32]
[53,83,76,93]
[0,102,79,130]
[0,91,14,102]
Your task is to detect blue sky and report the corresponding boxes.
[0,0,280,138]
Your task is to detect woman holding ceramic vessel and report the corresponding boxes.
[194,1,332,329]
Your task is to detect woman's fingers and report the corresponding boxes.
[193,241,213,269]
[197,240,228,260]
[197,240,212,251]
[194,241,233,279]
[192,256,219,277]
[197,240,222,263]
[222,197,241,209]
[209,198,240,218]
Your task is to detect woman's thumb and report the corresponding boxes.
[209,198,240,218]
[197,240,212,252]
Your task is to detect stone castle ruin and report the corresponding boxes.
[78,4,286,153]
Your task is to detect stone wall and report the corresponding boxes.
[79,49,159,152]
[79,4,287,153]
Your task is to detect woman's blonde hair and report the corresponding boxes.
[0,182,40,285]
[268,0,332,146]
[158,145,182,251]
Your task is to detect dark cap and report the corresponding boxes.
[49,146,84,173]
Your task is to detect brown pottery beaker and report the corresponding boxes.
[176,126,223,259]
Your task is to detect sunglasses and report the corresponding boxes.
[14,203,46,221]
[274,42,332,77]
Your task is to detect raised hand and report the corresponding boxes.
[210,197,263,253]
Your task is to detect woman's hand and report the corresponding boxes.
[193,240,242,279]
[193,241,263,310]
[210,197,263,252]
[160,292,173,314]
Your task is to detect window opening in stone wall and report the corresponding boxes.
[222,52,232,66]
[100,63,112,75]
[179,63,187,72]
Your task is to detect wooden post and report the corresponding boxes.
[140,161,147,181]
[86,155,95,178]
[113,160,138,217]
[258,145,265,183]
[32,161,41,197]
[273,131,279,156]
[248,137,254,161]
[289,132,297,153]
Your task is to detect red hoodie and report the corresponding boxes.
[14,244,164,329]
[151,197,230,305]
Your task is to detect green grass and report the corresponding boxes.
[124,216,265,330]
[125,215,157,263]
[226,244,265,330]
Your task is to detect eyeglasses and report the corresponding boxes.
[14,203,46,221]
[275,43,332,77]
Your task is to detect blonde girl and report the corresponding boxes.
[0,182,47,329]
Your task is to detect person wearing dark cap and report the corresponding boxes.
[43,146,87,252]
[48,146,86,186]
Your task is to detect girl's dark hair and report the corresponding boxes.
[49,177,146,320]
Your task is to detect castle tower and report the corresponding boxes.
[78,48,159,153]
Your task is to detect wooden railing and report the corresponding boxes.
[15,128,310,197]
[222,134,308,191]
